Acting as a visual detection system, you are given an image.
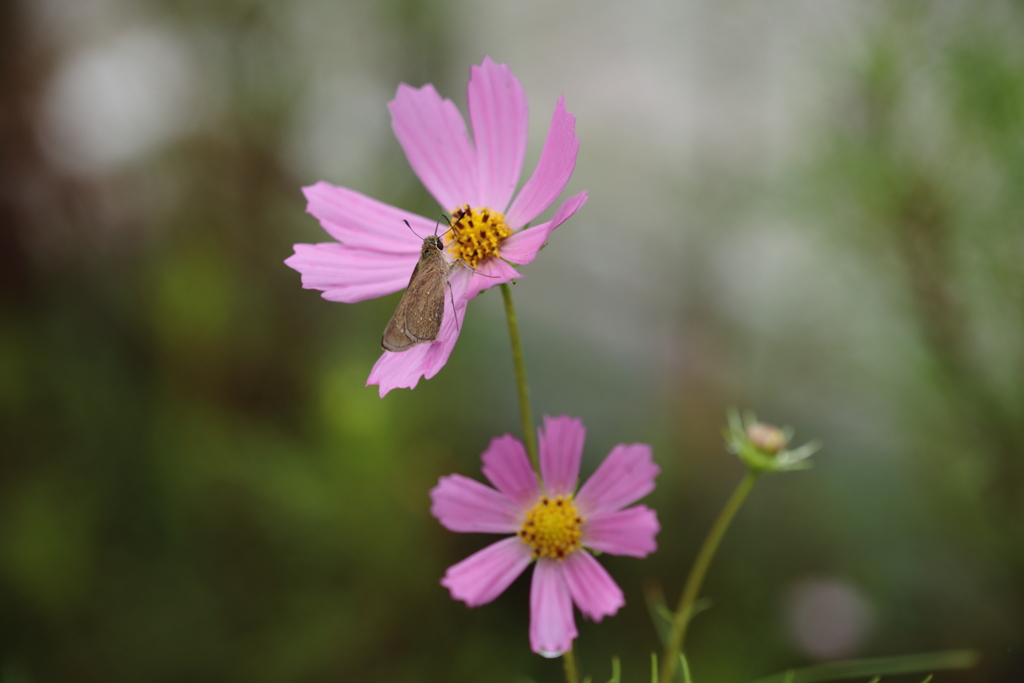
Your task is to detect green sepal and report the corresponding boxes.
[724,408,821,474]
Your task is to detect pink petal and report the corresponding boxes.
[500,191,588,265]
[481,434,542,511]
[529,559,577,657]
[462,257,522,302]
[442,536,534,608]
[285,243,413,303]
[575,443,659,517]
[582,506,660,558]
[468,57,528,213]
[366,271,470,397]
[303,181,434,254]
[505,96,580,229]
[430,473,522,533]
[389,82,478,211]
[561,550,625,622]
[539,415,585,497]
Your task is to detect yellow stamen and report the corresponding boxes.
[516,495,584,561]
[447,204,512,269]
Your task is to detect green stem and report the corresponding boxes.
[659,470,760,683]
[501,283,539,472]
[562,646,579,683]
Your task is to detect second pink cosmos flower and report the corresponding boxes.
[430,415,660,657]
[286,57,588,396]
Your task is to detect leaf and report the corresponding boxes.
[679,653,694,683]
[643,583,673,646]
[746,650,978,683]
[605,656,621,683]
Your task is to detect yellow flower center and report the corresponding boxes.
[446,204,512,269]
[516,495,584,561]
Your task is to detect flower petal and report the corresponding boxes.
[539,415,585,498]
[505,96,580,229]
[481,434,542,511]
[303,181,434,254]
[575,443,659,517]
[561,550,625,622]
[468,56,528,212]
[582,506,660,558]
[462,257,522,302]
[430,473,522,533]
[530,558,577,657]
[366,270,470,397]
[389,82,478,211]
[285,243,412,303]
[500,191,588,266]
[441,536,533,608]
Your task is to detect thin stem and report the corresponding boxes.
[562,646,579,683]
[501,283,539,472]
[659,470,760,683]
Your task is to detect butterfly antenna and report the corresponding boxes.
[439,213,467,242]
[402,219,421,238]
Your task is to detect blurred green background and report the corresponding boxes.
[2,0,1022,681]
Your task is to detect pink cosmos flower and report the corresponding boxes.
[286,57,588,397]
[430,415,660,657]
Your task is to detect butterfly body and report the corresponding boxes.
[381,235,451,352]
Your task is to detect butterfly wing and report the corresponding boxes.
[402,255,448,344]
[381,245,450,352]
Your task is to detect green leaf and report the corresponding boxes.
[686,597,713,622]
[605,656,621,683]
[746,650,978,683]
[643,583,673,647]
[679,652,694,683]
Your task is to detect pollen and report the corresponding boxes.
[516,495,584,561]
[447,204,512,269]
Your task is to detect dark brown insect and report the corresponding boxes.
[381,231,452,352]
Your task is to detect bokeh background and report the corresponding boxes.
[2,0,1023,681]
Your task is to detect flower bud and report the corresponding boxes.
[745,422,788,455]
[724,409,820,474]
